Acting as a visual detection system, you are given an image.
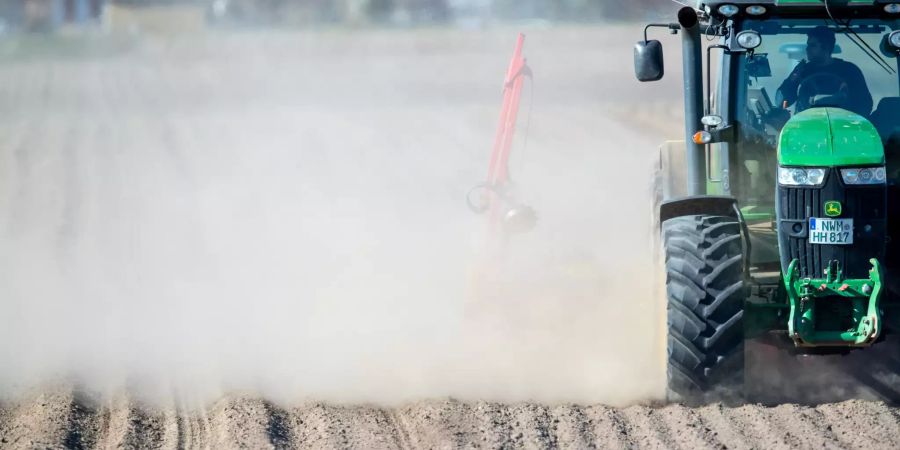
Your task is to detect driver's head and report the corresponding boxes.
[806,26,836,64]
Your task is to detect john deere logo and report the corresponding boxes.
[825,201,842,217]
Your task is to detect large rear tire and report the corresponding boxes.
[663,214,746,403]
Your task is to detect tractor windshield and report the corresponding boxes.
[737,18,900,140]
[733,18,900,207]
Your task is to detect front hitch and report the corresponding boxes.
[784,258,884,347]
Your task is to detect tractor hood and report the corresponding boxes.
[777,107,884,167]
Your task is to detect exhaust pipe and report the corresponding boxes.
[678,7,706,196]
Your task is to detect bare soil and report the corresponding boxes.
[2,387,900,449]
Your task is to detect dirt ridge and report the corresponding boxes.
[3,390,900,449]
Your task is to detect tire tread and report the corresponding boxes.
[663,214,746,403]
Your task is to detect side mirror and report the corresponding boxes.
[634,40,664,82]
[746,53,772,77]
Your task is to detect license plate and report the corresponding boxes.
[809,218,854,245]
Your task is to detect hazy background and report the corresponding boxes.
[0,0,686,408]
[0,0,674,33]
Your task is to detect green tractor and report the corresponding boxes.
[637,0,900,403]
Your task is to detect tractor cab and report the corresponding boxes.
[730,13,900,217]
[636,1,900,403]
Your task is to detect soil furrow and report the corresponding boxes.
[123,402,176,450]
[64,391,105,450]
[696,403,763,450]
[659,404,726,450]
[817,400,900,450]
[582,405,633,449]
[94,393,129,450]
[619,405,678,449]
[472,401,514,449]
[770,403,844,449]
[728,402,792,449]
[385,410,413,450]
[549,405,598,450]
[509,404,560,449]
[389,400,481,449]
[264,401,294,450]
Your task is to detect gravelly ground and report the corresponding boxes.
[2,387,900,449]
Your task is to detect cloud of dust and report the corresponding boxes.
[0,25,678,408]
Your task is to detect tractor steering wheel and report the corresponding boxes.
[795,72,849,112]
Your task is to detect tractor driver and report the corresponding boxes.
[776,26,873,118]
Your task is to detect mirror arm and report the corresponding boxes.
[710,124,734,142]
[643,23,681,42]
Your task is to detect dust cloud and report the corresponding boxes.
[0,23,683,408]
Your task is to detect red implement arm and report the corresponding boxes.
[464,34,535,308]
[484,33,532,235]
[487,33,529,190]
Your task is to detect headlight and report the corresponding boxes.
[736,31,762,49]
[840,167,886,185]
[718,4,740,17]
[746,5,767,16]
[889,30,900,48]
[885,4,900,14]
[778,167,826,186]
[701,115,723,127]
